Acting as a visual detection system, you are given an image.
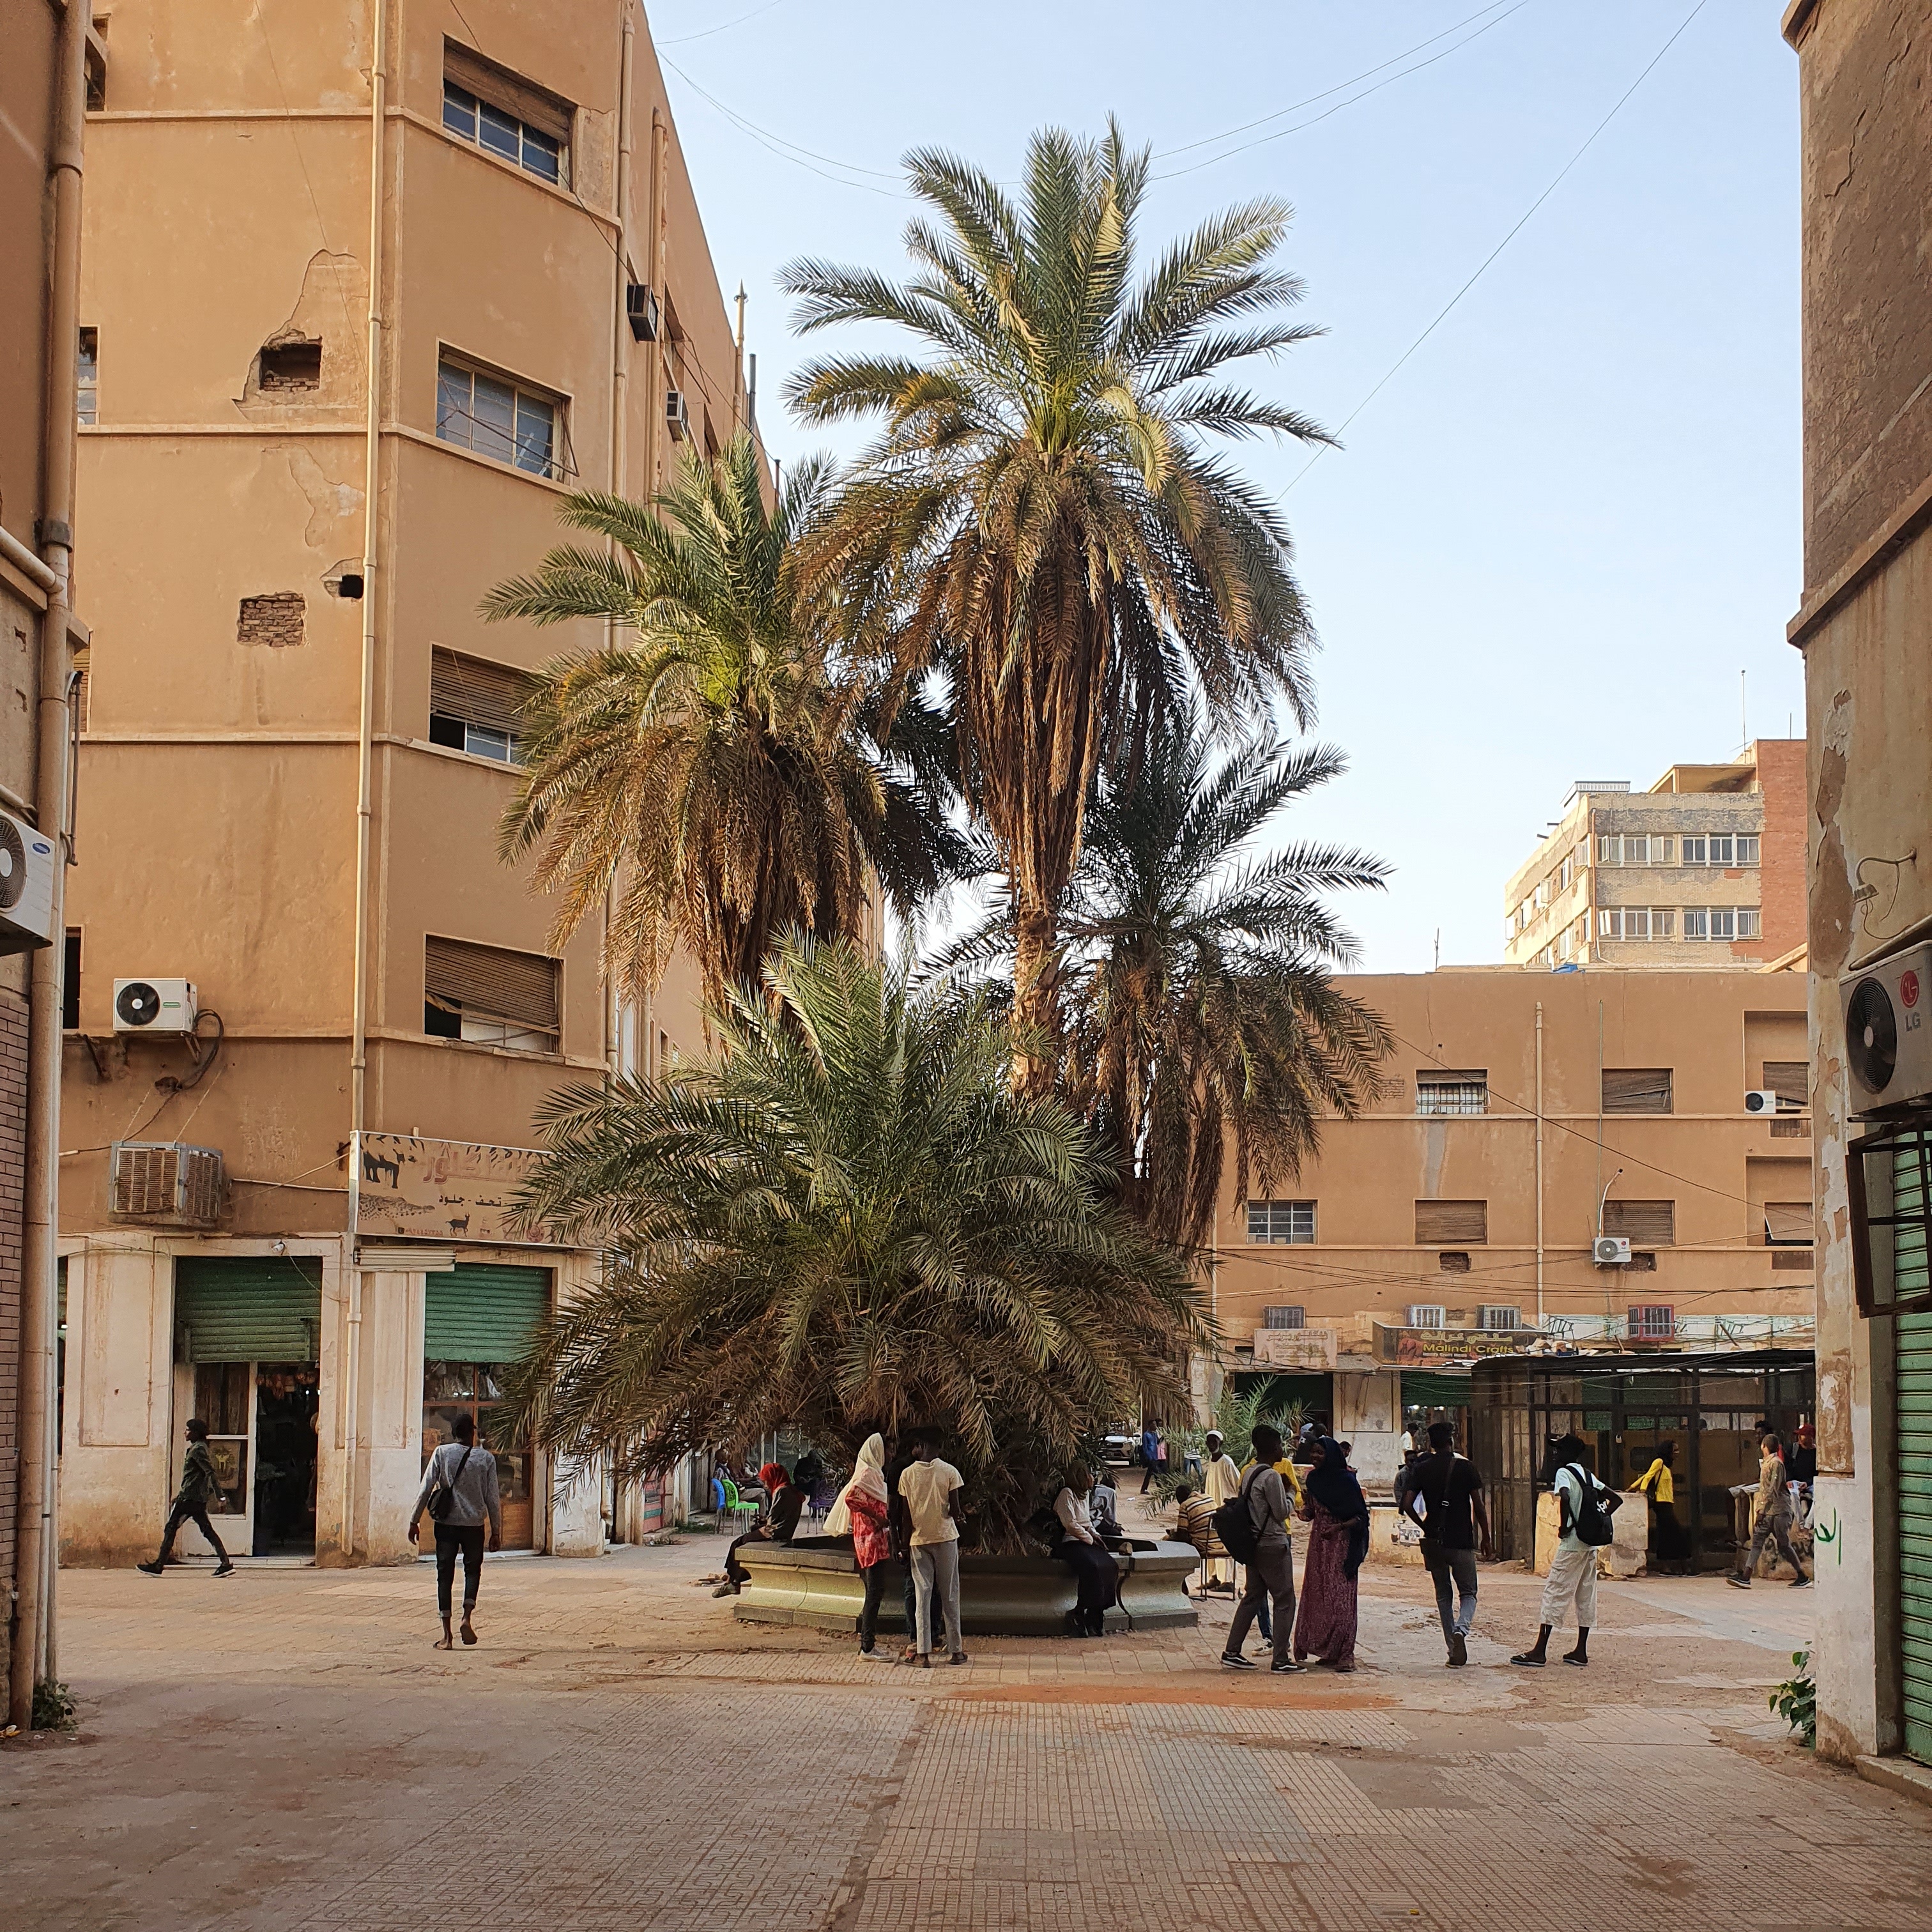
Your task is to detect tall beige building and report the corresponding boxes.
[1504,740,1807,970]
[58,1,744,1568]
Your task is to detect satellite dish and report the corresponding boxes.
[1846,976,1897,1095]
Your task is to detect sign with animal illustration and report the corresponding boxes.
[351,1132,552,1245]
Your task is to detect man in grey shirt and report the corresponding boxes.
[1220,1423,1301,1675]
[408,1412,502,1650]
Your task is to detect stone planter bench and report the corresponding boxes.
[733,1535,1200,1635]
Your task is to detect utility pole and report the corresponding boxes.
[732,283,746,438]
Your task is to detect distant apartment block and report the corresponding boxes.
[1503,739,1805,969]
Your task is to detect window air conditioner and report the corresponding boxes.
[625,282,659,341]
[110,1140,224,1228]
[1593,1236,1632,1266]
[0,806,57,956]
[113,977,197,1034]
[1842,943,1932,1116]
[666,388,691,441]
[1744,1089,1781,1115]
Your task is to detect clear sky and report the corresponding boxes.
[647,0,1803,972]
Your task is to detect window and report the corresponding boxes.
[77,328,97,424]
[1737,834,1760,864]
[1710,835,1735,866]
[1599,907,1652,942]
[1621,835,1650,864]
[1627,1304,1676,1340]
[1708,908,1736,941]
[1682,836,1704,865]
[1406,1304,1446,1329]
[1414,1200,1487,1246]
[424,935,560,1052]
[1683,907,1708,939]
[1764,1202,1813,1246]
[1602,1068,1673,1114]
[1604,1199,1676,1245]
[1598,834,1617,864]
[429,647,534,763]
[62,931,80,1031]
[436,356,563,479]
[1763,1061,1809,1107]
[1736,908,1761,939]
[1479,1305,1522,1331]
[441,43,571,186]
[1652,907,1675,939]
[1247,1200,1314,1243]
[1262,1306,1306,1330]
[1417,1070,1487,1116]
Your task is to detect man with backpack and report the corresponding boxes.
[1512,1433,1617,1669]
[1216,1423,1301,1675]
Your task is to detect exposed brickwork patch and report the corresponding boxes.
[237,592,305,648]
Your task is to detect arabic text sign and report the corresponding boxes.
[1251,1325,1338,1370]
[353,1133,551,1245]
[1372,1322,1526,1365]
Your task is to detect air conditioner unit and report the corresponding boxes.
[666,388,690,441]
[1843,944,1932,1115]
[0,806,57,956]
[1593,1236,1632,1266]
[113,977,197,1033]
[625,282,660,341]
[110,1140,224,1227]
[1744,1089,1781,1115]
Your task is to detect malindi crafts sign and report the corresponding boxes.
[351,1132,553,1245]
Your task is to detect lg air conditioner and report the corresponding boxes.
[666,388,691,441]
[1593,1236,1632,1266]
[113,977,197,1034]
[1744,1089,1781,1115]
[1841,943,1932,1116]
[0,806,57,956]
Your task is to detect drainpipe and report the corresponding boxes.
[604,4,634,1096]
[342,0,388,1561]
[1535,1001,1544,1329]
[640,108,666,1085]
[11,0,86,1731]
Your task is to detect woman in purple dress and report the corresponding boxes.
[1294,1438,1371,1670]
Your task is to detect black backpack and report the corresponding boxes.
[1565,1464,1618,1547]
[1211,1467,1266,1564]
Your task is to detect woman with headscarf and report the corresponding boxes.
[1053,1466,1119,1637]
[825,1434,895,1660]
[1630,1441,1687,1571]
[1294,1438,1370,1670]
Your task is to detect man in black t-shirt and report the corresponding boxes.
[1404,1422,1494,1667]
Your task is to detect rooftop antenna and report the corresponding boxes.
[1740,668,1748,754]
[1434,928,1441,970]
[733,282,747,437]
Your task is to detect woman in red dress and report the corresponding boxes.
[1294,1438,1371,1669]
[826,1433,895,1660]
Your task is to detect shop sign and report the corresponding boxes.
[1252,1325,1339,1370]
[1373,1322,1529,1365]
[352,1131,554,1245]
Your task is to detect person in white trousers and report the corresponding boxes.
[1512,1436,1613,1668]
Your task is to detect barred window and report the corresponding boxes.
[1479,1305,1522,1331]
[1417,1071,1487,1116]
[1247,1200,1314,1244]
[1262,1306,1306,1330]
[1627,1304,1676,1339]
[1406,1304,1446,1329]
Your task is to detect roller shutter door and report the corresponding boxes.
[424,1263,551,1361]
[1899,1308,1932,1763]
[174,1257,322,1362]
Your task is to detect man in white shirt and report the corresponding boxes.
[897,1427,967,1666]
[1200,1430,1242,1593]
[1512,1434,1614,1668]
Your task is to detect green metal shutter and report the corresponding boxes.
[1401,1371,1475,1409]
[1899,1306,1932,1763]
[424,1263,551,1362]
[174,1257,323,1363]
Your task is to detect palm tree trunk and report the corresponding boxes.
[1012,903,1064,1098]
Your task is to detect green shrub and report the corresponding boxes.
[1770,1650,1814,1747]
[31,1678,77,1733]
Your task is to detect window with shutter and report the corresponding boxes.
[1764,1201,1813,1246]
[424,935,560,1051]
[1603,1199,1675,1245]
[429,648,535,762]
[1602,1068,1673,1114]
[1416,1071,1487,1115]
[1763,1061,1809,1105]
[1414,1200,1487,1245]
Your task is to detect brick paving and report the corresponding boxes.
[2,1499,1924,1932]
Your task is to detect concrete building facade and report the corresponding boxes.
[1210,967,1814,1514]
[57,0,744,1570]
[1504,740,1807,971]
[1784,0,1932,1774]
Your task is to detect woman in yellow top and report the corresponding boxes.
[1630,1441,1687,1572]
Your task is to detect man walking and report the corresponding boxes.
[1140,1421,1161,1494]
[1729,1431,1811,1589]
[898,1427,968,1666]
[1201,1430,1241,1594]
[1220,1423,1300,1675]
[1406,1420,1492,1666]
[1512,1434,1614,1668]
[137,1418,235,1578]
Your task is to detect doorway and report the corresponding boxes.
[177,1359,319,1558]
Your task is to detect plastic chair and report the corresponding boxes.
[723,1477,758,1533]
[709,1474,728,1532]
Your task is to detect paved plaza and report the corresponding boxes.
[2,1503,1924,1932]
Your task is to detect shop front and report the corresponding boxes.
[1470,1349,1815,1570]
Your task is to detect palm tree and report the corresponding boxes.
[507,934,1211,1549]
[482,435,960,1008]
[941,716,1390,1253]
[782,119,1331,1094]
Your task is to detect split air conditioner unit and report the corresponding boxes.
[113,976,197,1034]
[666,388,691,441]
[0,806,57,955]
[1842,943,1932,1117]
[1744,1089,1781,1115]
[1593,1236,1632,1266]
[110,1140,224,1227]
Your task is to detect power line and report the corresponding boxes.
[1282,0,1713,496]
[659,0,792,46]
